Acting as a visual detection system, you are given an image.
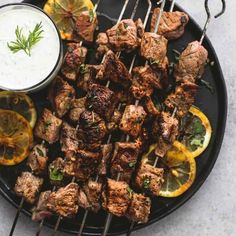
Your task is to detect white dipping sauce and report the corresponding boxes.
[0,5,60,90]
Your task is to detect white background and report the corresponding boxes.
[0,0,235,235]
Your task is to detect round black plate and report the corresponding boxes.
[0,0,227,235]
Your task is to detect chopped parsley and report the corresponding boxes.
[127,187,133,198]
[129,161,136,168]
[49,168,63,181]
[143,176,151,189]
[79,64,88,75]
[88,9,95,22]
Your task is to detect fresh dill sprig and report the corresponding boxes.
[7,22,44,56]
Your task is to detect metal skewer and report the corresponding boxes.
[101,0,167,235]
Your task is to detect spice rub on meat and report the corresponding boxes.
[119,105,147,138]
[96,50,131,88]
[85,83,117,120]
[27,144,48,175]
[126,193,151,223]
[110,141,141,182]
[164,81,198,118]
[48,76,75,118]
[34,108,62,144]
[69,97,86,123]
[151,8,189,40]
[174,41,208,83]
[96,19,144,56]
[48,157,64,186]
[135,163,164,196]
[102,179,131,217]
[14,172,43,204]
[98,144,113,176]
[47,183,79,218]
[61,43,88,81]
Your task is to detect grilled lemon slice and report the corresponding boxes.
[0,91,37,128]
[44,0,94,40]
[0,109,33,166]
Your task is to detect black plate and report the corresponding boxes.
[0,0,227,235]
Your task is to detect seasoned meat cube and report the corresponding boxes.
[83,180,103,212]
[175,41,208,83]
[34,109,62,144]
[75,10,98,43]
[85,83,117,120]
[75,149,102,181]
[140,32,167,64]
[96,50,131,88]
[96,34,110,58]
[69,97,86,123]
[63,151,76,177]
[61,43,87,81]
[130,66,162,99]
[32,191,52,222]
[47,183,79,218]
[48,76,75,118]
[78,187,90,209]
[48,157,64,186]
[153,112,179,157]
[79,110,107,145]
[111,141,141,182]
[135,163,164,196]
[143,96,160,116]
[126,193,151,223]
[96,19,144,55]
[77,64,101,92]
[14,172,43,204]
[119,105,147,138]
[151,8,189,40]
[102,179,131,217]
[98,144,113,176]
[27,144,48,175]
[106,109,122,132]
[60,122,78,153]
[164,82,198,117]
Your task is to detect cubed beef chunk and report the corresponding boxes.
[98,144,113,176]
[14,172,43,204]
[34,108,62,144]
[69,97,86,123]
[106,109,122,132]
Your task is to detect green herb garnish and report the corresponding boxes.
[150,59,159,65]
[88,9,95,22]
[49,168,63,181]
[124,22,128,29]
[79,64,88,75]
[45,120,52,129]
[127,187,133,198]
[36,147,44,157]
[7,22,44,56]
[143,176,151,189]
[129,161,136,168]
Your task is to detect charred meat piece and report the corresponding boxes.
[130,65,162,99]
[135,163,164,196]
[96,19,144,55]
[48,157,64,186]
[96,33,110,57]
[102,179,131,217]
[153,112,179,158]
[106,109,122,132]
[64,150,101,182]
[27,144,48,175]
[85,83,117,120]
[34,109,62,144]
[175,41,208,83]
[61,43,87,81]
[32,191,52,222]
[60,122,78,153]
[77,64,101,92]
[111,141,141,182]
[79,110,107,145]
[119,105,147,138]
[98,144,113,176]
[143,96,160,117]
[126,193,151,223]
[47,183,79,218]
[96,50,131,88]
[151,8,189,40]
[80,179,103,212]
[14,172,43,204]
[48,76,75,118]
[164,82,198,117]
[69,97,86,123]
[75,10,98,43]
[140,32,167,65]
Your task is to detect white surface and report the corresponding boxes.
[0,3,60,90]
[0,0,236,235]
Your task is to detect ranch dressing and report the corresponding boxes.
[0,4,60,90]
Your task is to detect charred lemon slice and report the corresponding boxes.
[43,0,94,40]
[0,109,33,166]
[159,141,196,197]
[0,91,37,128]
[178,106,212,158]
